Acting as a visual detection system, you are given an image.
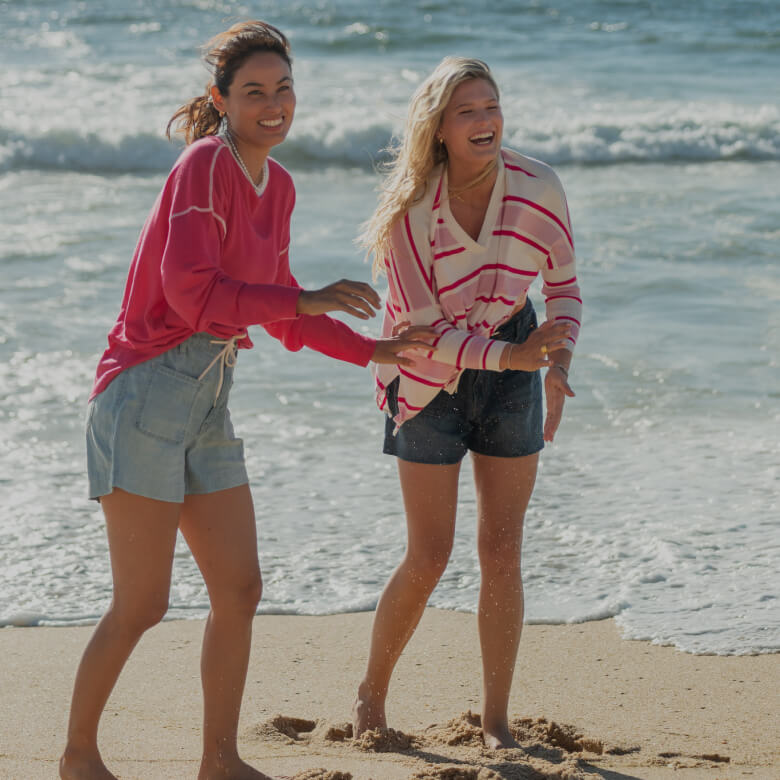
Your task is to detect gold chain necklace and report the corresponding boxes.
[447,157,498,202]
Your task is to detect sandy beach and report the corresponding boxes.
[0,609,776,779]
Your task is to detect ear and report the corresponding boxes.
[210,85,226,116]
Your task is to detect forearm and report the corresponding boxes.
[548,347,572,374]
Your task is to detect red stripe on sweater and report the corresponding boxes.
[405,212,433,292]
[399,367,445,388]
[397,396,425,411]
[388,249,411,312]
[546,294,583,304]
[545,276,578,287]
[475,294,519,306]
[502,196,573,248]
[493,229,548,255]
[434,246,466,261]
[503,162,537,178]
[438,263,537,296]
[433,178,443,209]
[456,335,474,369]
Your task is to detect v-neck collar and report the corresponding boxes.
[440,155,505,251]
[218,133,270,197]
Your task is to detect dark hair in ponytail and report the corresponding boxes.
[167,20,292,145]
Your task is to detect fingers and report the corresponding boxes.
[297,279,381,319]
[533,320,573,352]
[370,336,437,365]
[331,279,380,319]
[543,396,563,442]
[391,320,411,337]
[392,322,440,342]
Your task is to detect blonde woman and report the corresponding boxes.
[353,57,582,748]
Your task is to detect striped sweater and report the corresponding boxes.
[375,147,582,427]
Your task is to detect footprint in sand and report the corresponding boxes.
[410,767,502,780]
[353,725,418,752]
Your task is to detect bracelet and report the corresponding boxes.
[505,343,516,371]
[551,363,569,377]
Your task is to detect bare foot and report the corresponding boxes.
[199,755,275,780]
[352,683,387,737]
[59,747,118,779]
[482,724,521,750]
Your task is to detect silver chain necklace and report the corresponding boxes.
[224,128,264,192]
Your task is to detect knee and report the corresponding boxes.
[211,571,263,618]
[109,595,169,637]
[405,543,452,589]
[478,531,523,577]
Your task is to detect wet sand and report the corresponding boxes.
[0,609,776,779]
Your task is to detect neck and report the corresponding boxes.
[447,156,498,201]
[225,128,267,186]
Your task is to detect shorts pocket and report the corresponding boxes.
[136,364,202,444]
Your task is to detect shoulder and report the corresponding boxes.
[500,147,570,217]
[167,136,231,195]
[387,165,444,253]
[501,147,564,191]
[173,135,227,172]
[267,156,294,189]
[402,164,444,231]
[265,156,296,211]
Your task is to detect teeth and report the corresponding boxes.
[470,132,494,142]
[260,118,283,127]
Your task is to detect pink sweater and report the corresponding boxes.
[92,135,375,399]
[375,148,582,427]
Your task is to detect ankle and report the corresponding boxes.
[61,737,99,759]
[356,679,386,705]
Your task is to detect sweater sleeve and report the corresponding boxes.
[159,146,301,332]
[536,176,582,351]
[263,268,377,366]
[386,212,506,373]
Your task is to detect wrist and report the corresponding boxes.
[551,363,568,377]
[501,343,515,371]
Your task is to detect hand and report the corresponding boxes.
[371,325,439,367]
[296,279,381,320]
[544,364,575,442]
[504,320,572,371]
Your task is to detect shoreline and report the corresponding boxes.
[1,609,777,779]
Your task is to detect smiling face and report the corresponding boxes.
[437,77,503,175]
[211,50,295,159]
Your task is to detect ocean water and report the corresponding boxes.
[1,0,778,656]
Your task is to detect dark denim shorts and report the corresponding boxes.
[383,300,544,464]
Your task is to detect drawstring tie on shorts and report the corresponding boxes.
[198,333,246,406]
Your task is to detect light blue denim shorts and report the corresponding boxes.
[86,333,248,503]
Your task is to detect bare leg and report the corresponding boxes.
[353,460,460,736]
[60,489,181,779]
[178,484,271,780]
[472,451,538,749]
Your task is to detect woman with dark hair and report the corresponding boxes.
[60,20,431,780]
[353,57,581,749]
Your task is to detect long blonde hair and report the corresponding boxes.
[359,57,499,278]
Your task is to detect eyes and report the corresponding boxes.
[247,85,293,98]
[458,104,500,116]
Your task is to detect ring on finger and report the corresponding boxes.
[541,345,548,355]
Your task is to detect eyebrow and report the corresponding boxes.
[241,76,292,88]
[453,98,498,109]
